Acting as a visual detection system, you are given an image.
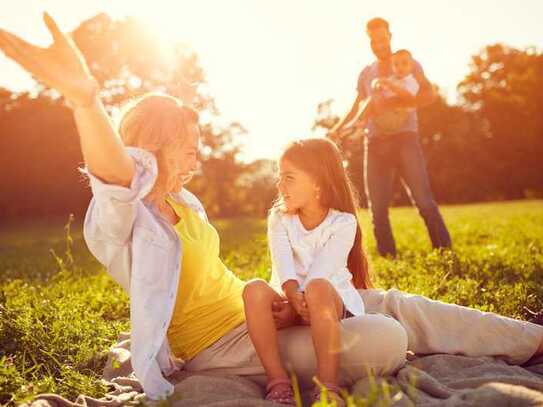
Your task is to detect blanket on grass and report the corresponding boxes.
[22,332,543,407]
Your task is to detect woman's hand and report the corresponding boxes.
[0,12,98,107]
[0,13,134,187]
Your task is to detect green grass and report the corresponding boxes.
[1,200,542,405]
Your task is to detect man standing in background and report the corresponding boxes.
[330,17,451,257]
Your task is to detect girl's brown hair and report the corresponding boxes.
[118,93,199,203]
[278,138,372,289]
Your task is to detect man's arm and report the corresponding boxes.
[330,92,366,133]
[353,98,373,130]
[377,60,436,111]
[379,78,417,104]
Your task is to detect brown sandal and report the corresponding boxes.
[265,378,296,406]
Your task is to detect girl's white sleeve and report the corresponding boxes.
[302,214,357,287]
[268,210,298,287]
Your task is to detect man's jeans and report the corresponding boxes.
[364,132,452,256]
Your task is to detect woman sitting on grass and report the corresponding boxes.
[1,13,543,403]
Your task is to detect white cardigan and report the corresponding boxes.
[82,147,208,400]
[268,209,365,316]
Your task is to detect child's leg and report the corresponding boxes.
[303,278,345,386]
[242,279,290,382]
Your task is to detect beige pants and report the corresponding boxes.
[183,288,543,387]
[360,288,543,365]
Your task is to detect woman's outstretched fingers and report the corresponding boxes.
[43,12,82,58]
[43,12,65,44]
[0,14,96,107]
[1,28,41,51]
[43,12,81,57]
[0,29,15,55]
[0,29,43,76]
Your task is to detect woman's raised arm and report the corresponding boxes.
[0,12,134,186]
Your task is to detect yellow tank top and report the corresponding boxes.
[166,198,246,360]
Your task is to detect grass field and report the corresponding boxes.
[1,200,542,405]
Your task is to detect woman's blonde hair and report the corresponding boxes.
[118,93,199,203]
[274,138,372,289]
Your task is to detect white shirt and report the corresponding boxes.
[82,147,208,400]
[268,209,365,316]
[383,73,420,112]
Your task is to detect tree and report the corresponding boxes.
[0,13,253,220]
[312,45,543,205]
[311,92,509,205]
[236,159,278,217]
[458,44,543,198]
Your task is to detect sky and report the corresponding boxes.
[0,1,542,161]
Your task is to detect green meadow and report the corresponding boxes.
[1,200,542,405]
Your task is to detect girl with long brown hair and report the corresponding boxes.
[243,138,371,406]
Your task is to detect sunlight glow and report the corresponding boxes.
[0,0,542,161]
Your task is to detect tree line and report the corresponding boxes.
[1,14,541,220]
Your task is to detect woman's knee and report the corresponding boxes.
[339,314,407,383]
[242,279,275,305]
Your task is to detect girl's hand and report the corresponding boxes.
[288,292,310,322]
[299,313,311,325]
[271,299,297,329]
[0,12,98,108]
[282,280,310,322]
